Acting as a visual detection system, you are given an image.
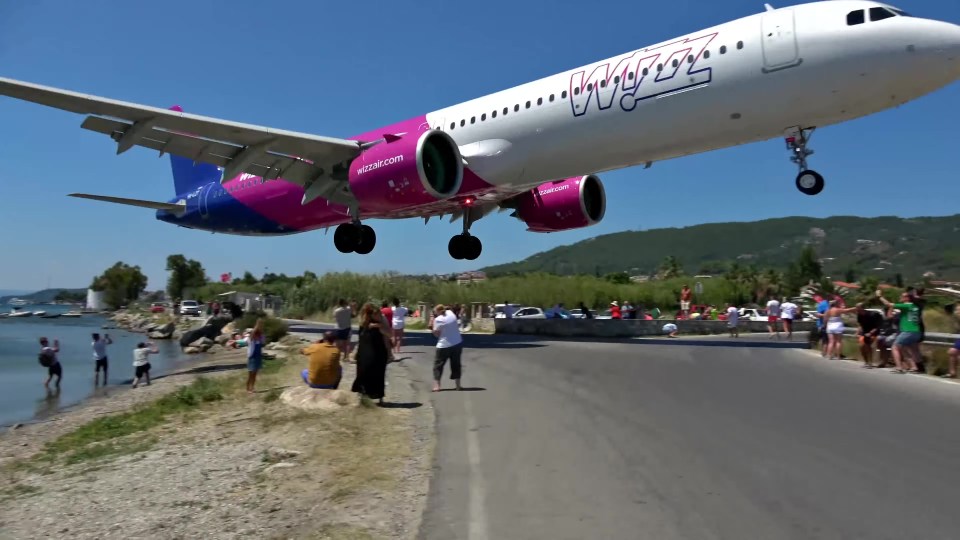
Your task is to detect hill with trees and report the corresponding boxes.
[0,288,87,304]
[481,215,960,283]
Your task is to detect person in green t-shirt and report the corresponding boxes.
[876,290,921,373]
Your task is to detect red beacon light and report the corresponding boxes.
[463,197,474,206]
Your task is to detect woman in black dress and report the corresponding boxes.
[351,302,389,405]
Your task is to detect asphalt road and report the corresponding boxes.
[388,332,960,540]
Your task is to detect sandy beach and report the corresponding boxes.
[0,333,434,539]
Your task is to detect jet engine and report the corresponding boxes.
[509,175,606,232]
[348,130,464,211]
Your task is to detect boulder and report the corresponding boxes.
[190,337,215,348]
[183,346,201,354]
[280,386,359,411]
[148,331,170,340]
[214,334,231,345]
[206,344,223,354]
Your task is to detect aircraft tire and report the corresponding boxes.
[334,223,359,253]
[448,235,465,260]
[464,235,482,260]
[796,170,824,196]
[355,225,376,255]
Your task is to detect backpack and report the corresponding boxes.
[38,349,55,367]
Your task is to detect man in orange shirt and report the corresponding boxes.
[301,331,342,389]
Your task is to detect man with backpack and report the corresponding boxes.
[38,337,62,389]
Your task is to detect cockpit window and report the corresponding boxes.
[869,7,896,21]
[847,9,865,26]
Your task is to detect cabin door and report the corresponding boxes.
[761,9,801,72]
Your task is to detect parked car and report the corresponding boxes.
[738,308,767,322]
[179,300,202,316]
[150,302,166,313]
[512,307,547,319]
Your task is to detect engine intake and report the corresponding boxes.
[513,175,606,232]
[349,130,463,211]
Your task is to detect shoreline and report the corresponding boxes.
[0,329,435,539]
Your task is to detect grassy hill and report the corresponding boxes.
[0,288,87,304]
[482,215,960,282]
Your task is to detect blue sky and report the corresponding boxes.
[1,0,958,291]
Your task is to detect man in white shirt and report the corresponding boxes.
[391,297,408,355]
[780,299,799,340]
[132,341,159,388]
[726,304,740,338]
[432,304,463,392]
[91,332,113,386]
[766,297,781,339]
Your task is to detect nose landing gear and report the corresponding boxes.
[786,127,825,196]
[448,207,483,261]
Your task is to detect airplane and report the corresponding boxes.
[0,0,958,261]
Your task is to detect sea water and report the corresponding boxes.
[0,305,194,428]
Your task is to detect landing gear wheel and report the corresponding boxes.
[448,235,465,260]
[355,225,377,255]
[464,235,482,261]
[448,234,482,260]
[795,170,824,196]
[334,223,359,253]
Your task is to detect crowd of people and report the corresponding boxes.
[301,299,466,405]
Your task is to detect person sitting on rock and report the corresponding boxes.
[301,331,342,389]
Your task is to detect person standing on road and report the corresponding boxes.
[391,297,408,355]
[876,290,922,374]
[132,341,159,388]
[351,303,390,405]
[726,303,740,338]
[780,299,799,340]
[680,285,692,318]
[823,300,859,360]
[334,299,353,360]
[432,304,464,392]
[38,337,62,389]
[855,305,883,368]
[766,296,781,339]
[91,332,113,386]
[816,295,831,356]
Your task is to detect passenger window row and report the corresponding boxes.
[447,40,746,131]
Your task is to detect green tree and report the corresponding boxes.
[166,254,208,300]
[53,290,85,303]
[844,267,857,284]
[604,272,631,284]
[241,271,258,285]
[859,276,881,302]
[659,256,684,279]
[894,273,904,288]
[90,262,148,309]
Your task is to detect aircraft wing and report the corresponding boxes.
[0,77,364,205]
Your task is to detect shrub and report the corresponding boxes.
[235,311,288,343]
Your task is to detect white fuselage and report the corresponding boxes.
[427,0,960,190]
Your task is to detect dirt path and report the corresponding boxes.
[0,338,434,539]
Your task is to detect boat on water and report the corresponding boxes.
[40,313,61,319]
[7,298,28,307]
[61,311,83,318]
[8,310,32,318]
[33,310,47,317]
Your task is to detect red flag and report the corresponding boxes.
[220,273,231,283]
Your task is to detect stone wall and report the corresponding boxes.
[495,318,817,338]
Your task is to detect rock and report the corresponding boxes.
[148,331,170,340]
[266,448,302,461]
[207,344,223,354]
[183,346,201,354]
[190,337,215,348]
[215,334,231,345]
[280,386,359,411]
[264,462,296,474]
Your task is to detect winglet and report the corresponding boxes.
[764,3,775,11]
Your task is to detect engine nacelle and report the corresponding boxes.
[513,175,606,232]
[349,130,464,211]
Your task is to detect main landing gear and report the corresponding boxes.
[334,221,376,254]
[786,127,825,196]
[448,208,482,261]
